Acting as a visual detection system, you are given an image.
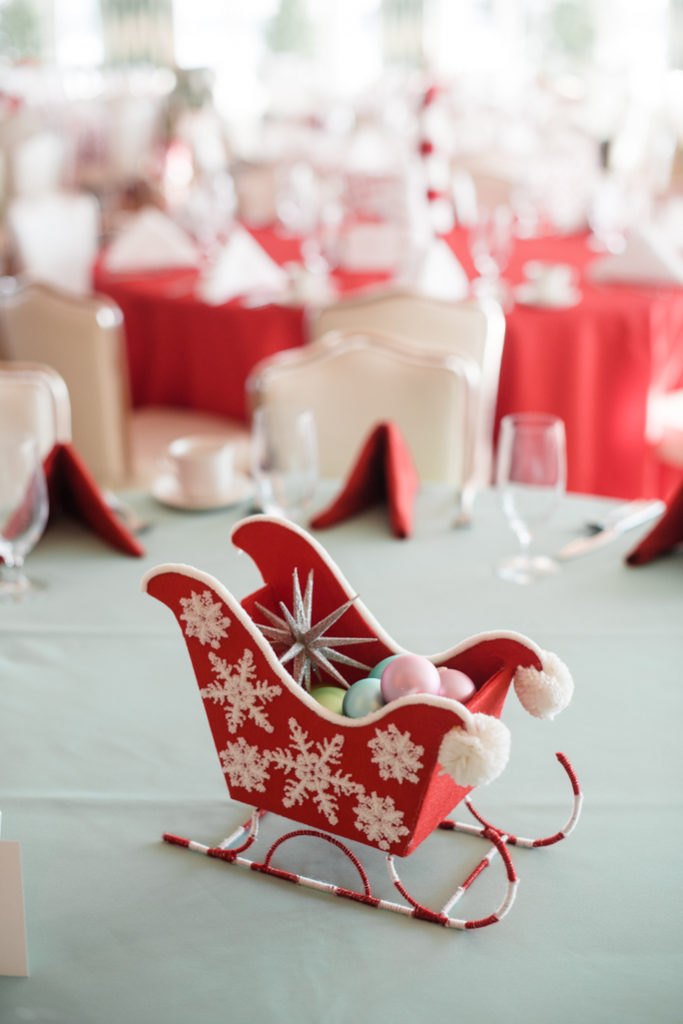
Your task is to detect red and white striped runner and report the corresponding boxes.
[163,751,581,930]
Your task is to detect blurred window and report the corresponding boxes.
[0,1,678,90]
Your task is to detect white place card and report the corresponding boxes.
[0,840,29,976]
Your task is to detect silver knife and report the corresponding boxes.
[585,499,666,534]
[557,499,665,559]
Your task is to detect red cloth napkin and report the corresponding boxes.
[310,422,419,539]
[43,442,144,557]
[626,476,683,565]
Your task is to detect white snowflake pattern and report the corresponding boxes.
[201,648,281,734]
[264,717,362,825]
[367,724,424,784]
[220,736,270,793]
[353,792,409,851]
[179,590,231,649]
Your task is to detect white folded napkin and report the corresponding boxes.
[196,224,289,305]
[588,225,683,287]
[405,237,469,301]
[104,207,200,273]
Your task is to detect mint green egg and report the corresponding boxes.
[310,686,346,715]
[343,676,385,718]
[368,655,400,679]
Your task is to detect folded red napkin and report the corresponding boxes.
[626,476,683,565]
[310,421,419,539]
[43,442,144,557]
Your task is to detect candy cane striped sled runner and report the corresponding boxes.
[163,752,581,930]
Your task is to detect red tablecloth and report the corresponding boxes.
[447,228,683,502]
[92,228,387,423]
[93,225,683,501]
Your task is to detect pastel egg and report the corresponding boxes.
[369,655,401,679]
[437,667,476,702]
[380,653,440,703]
[342,676,385,718]
[310,685,346,715]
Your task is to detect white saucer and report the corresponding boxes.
[152,472,254,511]
[514,283,582,309]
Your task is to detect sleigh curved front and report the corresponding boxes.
[143,562,528,856]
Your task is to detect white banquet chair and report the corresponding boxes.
[10,130,67,200]
[309,290,505,502]
[0,281,131,486]
[0,279,250,489]
[247,328,480,513]
[6,190,101,296]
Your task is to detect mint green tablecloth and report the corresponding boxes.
[1,486,682,1023]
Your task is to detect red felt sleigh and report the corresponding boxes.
[143,515,581,928]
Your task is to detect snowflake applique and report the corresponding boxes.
[201,648,281,734]
[353,792,409,851]
[264,717,363,825]
[179,590,231,649]
[367,724,424,784]
[220,736,270,793]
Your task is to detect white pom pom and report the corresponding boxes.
[438,713,511,788]
[514,650,574,720]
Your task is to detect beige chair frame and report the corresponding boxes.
[0,279,253,488]
[0,280,132,487]
[247,328,480,513]
[308,288,505,505]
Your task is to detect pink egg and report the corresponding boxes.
[380,653,440,703]
[437,667,476,702]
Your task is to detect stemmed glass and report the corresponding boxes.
[0,434,49,600]
[469,204,514,301]
[250,406,319,522]
[276,161,321,239]
[495,413,566,584]
[587,172,628,254]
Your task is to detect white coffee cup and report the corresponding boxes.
[523,261,576,302]
[166,435,235,500]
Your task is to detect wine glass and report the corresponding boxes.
[469,204,514,301]
[495,413,566,584]
[587,171,628,254]
[0,434,49,600]
[250,405,319,521]
[275,161,321,239]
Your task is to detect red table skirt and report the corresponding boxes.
[93,225,683,501]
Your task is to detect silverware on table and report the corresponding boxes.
[557,499,665,559]
[584,499,666,534]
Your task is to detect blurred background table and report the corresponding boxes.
[93,226,683,501]
[449,227,683,501]
[91,226,390,422]
[1,485,681,1023]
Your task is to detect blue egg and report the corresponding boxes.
[368,655,401,679]
[343,676,385,718]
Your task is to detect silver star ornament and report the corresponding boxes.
[254,568,375,691]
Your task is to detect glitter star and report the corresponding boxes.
[255,569,375,691]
